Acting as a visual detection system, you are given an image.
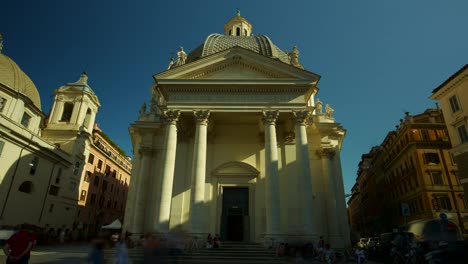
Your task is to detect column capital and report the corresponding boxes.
[316,148,336,159]
[293,110,312,126]
[163,110,180,125]
[262,110,279,125]
[193,110,210,126]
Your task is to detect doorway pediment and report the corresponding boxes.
[212,161,259,177]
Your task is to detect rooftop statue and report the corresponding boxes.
[139,103,146,117]
[167,57,174,70]
[175,47,187,66]
[0,33,3,53]
[325,104,334,118]
[288,46,301,68]
[315,98,323,114]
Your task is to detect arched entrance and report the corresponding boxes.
[212,161,259,242]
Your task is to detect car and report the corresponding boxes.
[405,218,463,252]
[375,232,417,263]
[367,237,379,248]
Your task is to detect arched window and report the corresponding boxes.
[83,108,92,128]
[61,102,74,122]
[18,181,33,193]
[229,29,232,36]
[236,27,240,36]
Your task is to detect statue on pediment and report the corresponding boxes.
[175,47,187,66]
[325,104,334,118]
[315,98,323,114]
[288,46,300,67]
[167,57,174,70]
[139,103,147,117]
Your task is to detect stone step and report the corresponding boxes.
[105,242,284,263]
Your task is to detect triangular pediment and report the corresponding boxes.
[155,47,320,82]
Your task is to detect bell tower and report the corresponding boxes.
[42,72,100,156]
[224,10,252,36]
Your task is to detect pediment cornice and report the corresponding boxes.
[154,47,320,81]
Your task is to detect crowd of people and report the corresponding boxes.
[275,236,339,263]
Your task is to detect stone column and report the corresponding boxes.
[154,110,180,232]
[132,146,152,234]
[318,148,339,245]
[262,110,281,235]
[332,151,351,247]
[293,110,314,235]
[190,110,210,233]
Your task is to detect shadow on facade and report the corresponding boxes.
[0,151,79,234]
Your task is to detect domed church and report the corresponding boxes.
[124,11,350,247]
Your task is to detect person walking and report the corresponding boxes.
[2,224,34,264]
[115,236,129,264]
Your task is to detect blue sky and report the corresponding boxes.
[2,0,467,196]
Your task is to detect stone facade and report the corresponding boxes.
[124,13,350,248]
[431,65,468,214]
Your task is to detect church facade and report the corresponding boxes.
[124,12,350,247]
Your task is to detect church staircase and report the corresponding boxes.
[108,241,288,263]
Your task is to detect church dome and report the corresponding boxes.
[0,53,42,110]
[185,11,290,65]
[186,34,290,64]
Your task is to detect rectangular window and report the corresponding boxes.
[420,129,430,141]
[61,102,74,122]
[49,185,59,196]
[97,160,103,170]
[49,204,54,213]
[457,124,468,143]
[55,167,62,184]
[94,176,100,186]
[423,153,440,165]
[73,162,80,176]
[87,154,95,164]
[80,190,87,201]
[432,195,452,210]
[102,180,108,192]
[429,171,444,185]
[29,157,39,175]
[449,95,461,113]
[21,112,31,128]
[69,181,77,192]
[105,165,111,176]
[90,193,96,204]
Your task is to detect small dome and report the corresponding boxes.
[186,34,290,64]
[0,54,41,110]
